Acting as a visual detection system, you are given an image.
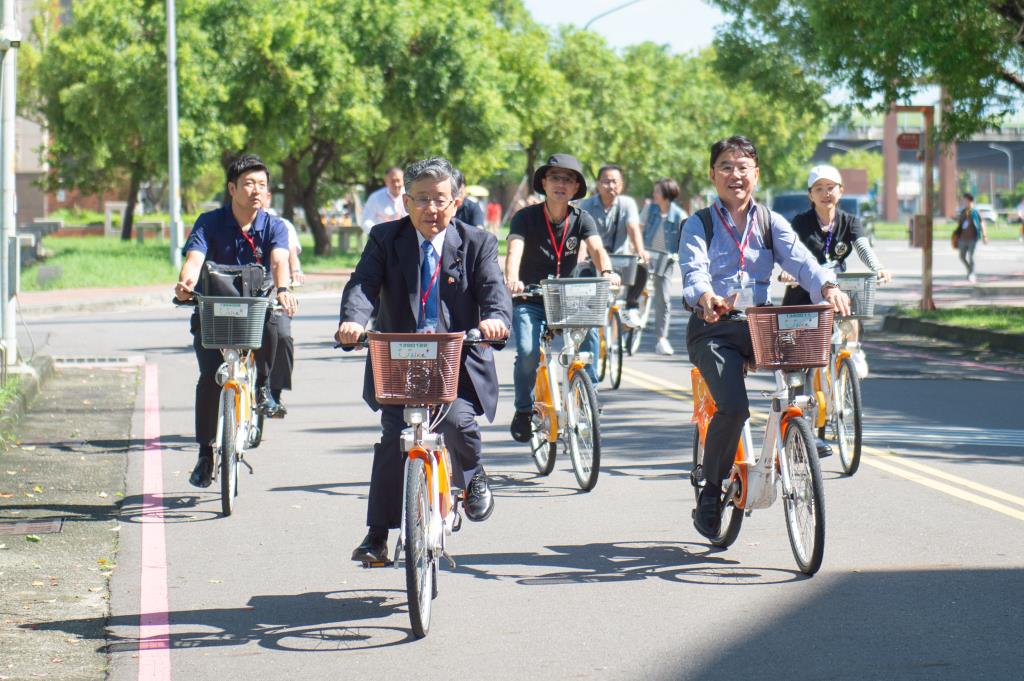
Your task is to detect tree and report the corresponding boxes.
[711,0,1024,139]
[28,0,236,239]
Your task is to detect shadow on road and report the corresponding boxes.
[27,589,417,654]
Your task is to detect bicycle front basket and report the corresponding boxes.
[540,277,610,329]
[197,295,270,349]
[836,272,877,318]
[647,249,675,277]
[746,304,834,370]
[608,254,640,286]
[367,332,464,405]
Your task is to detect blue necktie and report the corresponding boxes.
[419,240,439,330]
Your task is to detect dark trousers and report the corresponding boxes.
[367,397,483,530]
[191,311,279,446]
[625,262,649,309]
[270,312,293,393]
[686,313,753,495]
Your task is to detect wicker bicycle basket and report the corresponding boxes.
[540,277,611,329]
[746,304,834,370]
[608,254,640,286]
[197,295,270,350]
[367,332,464,405]
[836,272,877,318]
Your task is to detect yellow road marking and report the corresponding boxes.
[620,363,1024,521]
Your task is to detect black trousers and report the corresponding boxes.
[686,313,753,495]
[191,311,279,446]
[367,397,483,530]
[625,262,649,309]
[270,312,293,393]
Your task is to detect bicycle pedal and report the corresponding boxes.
[452,508,463,533]
[360,560,394,569]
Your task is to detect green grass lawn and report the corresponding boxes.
[20,236,179,291]
[900,306,1024,334]
[873,221,1021,240]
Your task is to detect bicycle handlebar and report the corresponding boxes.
[335,329,507,352]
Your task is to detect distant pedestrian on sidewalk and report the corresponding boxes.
[954,193,988,283]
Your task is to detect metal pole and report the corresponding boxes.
[1,0,21,366]
[988,143,1013,195]
[922,107,935,311]
[584,0,647,29]
[166,0,182,269]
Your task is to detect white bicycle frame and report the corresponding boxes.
[735,370,812,511]
[212,350,255,466]
[541,327,592,448]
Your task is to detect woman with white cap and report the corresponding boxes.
[780,164,890,379]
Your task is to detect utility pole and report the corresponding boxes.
[894,104,936,311]
[166,0,182,269]
[0,0,21,367]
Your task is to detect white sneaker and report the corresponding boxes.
[623,308,642,328]
[968,273,977,283]
[655,338,674,355]
[851,350,869,378]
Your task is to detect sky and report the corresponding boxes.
[521,0,727,53]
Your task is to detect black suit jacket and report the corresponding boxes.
[339,217,512,421]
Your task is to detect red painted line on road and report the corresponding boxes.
[864,341,1024,378]
[138,363,171,681]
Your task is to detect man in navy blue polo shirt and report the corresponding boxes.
[174,154,298,488]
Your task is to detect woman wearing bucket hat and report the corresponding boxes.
[504,153,620,443]
[780,164,890,379]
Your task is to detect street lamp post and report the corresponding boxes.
[166,0,182,269]
[584,0,647,29]
[1,0,21,367]
[988,143,1013,194]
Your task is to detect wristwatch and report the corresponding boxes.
[277,286,290,295]
[820,281,839,296]
[601,269,614,275]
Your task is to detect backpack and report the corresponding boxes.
[200,261,273,298]
[685,204,773,312]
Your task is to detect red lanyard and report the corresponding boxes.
[713,202,756,271]
[420,247,443,318]
[239,227,260,260]
[544,206,571,277]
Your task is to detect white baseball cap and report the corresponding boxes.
[807,165,843,189]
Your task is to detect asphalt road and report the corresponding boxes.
[11,239,1024,680]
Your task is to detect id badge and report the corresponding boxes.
[727,272,755,310]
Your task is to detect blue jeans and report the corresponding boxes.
[512,302,598,411]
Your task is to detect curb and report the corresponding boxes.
[0,355,55,446]
[882,315,1024,353]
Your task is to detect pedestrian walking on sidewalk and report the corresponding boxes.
[954,193,988,283]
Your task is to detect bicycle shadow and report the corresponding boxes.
[454,541,805,586]
[26,589,416,654]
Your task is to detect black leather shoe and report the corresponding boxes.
[189,449,214,488]
[351,531,389,563]
[257,386,282,417]
[510,410,533,443]
[693,488,721,540]
[464,468,494,522]
[816,439,833,458]
[269,390,288,418]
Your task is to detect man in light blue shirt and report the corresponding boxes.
[679,136,850,540]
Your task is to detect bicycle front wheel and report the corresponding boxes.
[781,416,825,575]
[834,357,863,476]
[220,390,238,517]
[598,319,609,382]
[404,457,433,638]
[691,430,743,547]
[567,371,601,491]
[608,313,623,389]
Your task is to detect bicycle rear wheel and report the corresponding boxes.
[608,313,623,389]
[598,318,609,382]
[626,290,649,356]
[567,371,600,491]
[781,416,825,575]
[690,430,743,547]
[834,357,863,476]
[529,406,557,476]
[404,457,433,638]
[247,412,265,449]
[220,390,238,517]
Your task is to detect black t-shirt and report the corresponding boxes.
[509,203,599,286]
[456,197,485,227]
[789,208,864,268]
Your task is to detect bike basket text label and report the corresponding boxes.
[390,341,438,360]
[562,283,597,297]
[213,303,247,318]
[776,312,819,331]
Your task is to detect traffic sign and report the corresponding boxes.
[897,132,922,150]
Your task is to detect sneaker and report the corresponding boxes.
[623,308,642,329]
[463,468,494,522]
[851,350,869,378]
[968,273,977,283]
[510,410,534,443]
[188,447,214,488]
[654,338,674,355]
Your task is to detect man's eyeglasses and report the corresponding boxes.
[408,195,455,210]
[714,163,756,177]
[546,173,578,185]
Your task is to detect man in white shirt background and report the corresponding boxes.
[360,166,407,234]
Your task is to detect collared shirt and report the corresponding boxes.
[680,198,833,308]
[184,205,288,267]
[508,203,598,285]
[361,186,407,233]
[579,194,640,254]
